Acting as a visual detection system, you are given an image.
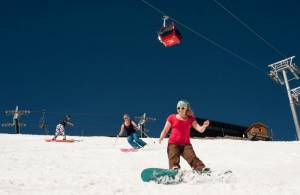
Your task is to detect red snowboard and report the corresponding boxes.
[45,139,75,143]
[120,148,138,152]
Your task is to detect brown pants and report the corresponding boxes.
[167,143,205,171]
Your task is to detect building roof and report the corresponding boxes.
[191,118,248,138]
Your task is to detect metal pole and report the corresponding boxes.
[141,124,144,138]
[282,69,300,140]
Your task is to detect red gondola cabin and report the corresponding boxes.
[158,23,182,47]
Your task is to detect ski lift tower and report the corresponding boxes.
[135,113,156,138]
[2,106,31,134]
[291,87,300,105]
[267,56,300,140]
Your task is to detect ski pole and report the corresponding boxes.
[114,134,119,146]
[142,131,156,144]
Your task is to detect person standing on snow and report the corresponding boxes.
[158,100,210,172]
[118,114,147,149]
[52,115,74,140]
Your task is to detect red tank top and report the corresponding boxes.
[167,114,195,144]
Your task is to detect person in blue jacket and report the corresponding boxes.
[118,114,147,149]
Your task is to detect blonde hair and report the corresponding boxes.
[123,113,130,119]
[187,108,194,117]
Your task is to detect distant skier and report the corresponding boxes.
[52,115,74,140]
[118,114,147,149]
[158,100,210,172]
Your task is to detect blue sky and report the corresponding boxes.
[0,0,300,140]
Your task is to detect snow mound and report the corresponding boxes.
[0,134,300,195]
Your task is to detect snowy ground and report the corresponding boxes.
[0,134,300,195]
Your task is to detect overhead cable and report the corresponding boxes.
[141,0,267,74]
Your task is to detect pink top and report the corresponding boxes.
[167,114,196,144]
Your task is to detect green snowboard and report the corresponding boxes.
[141,168,231,184]
[141,168,179,184]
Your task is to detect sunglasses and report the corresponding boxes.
[177,107,187,110]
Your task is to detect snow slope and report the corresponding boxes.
[0,134,299,195]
